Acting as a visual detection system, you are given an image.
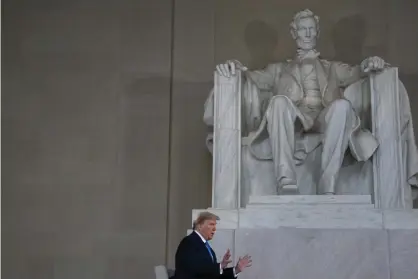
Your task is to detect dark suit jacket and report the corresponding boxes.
[172,231,235,279]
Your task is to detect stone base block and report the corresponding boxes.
[203,227,418,279]
[192,195,418,230]
[248,194,373,205]
[236,228,390,279]
[189,200,418,279]
[189,196,418,279]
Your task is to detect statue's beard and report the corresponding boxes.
[296,38,317,50]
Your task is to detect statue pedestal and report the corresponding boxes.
[190,195,418,279]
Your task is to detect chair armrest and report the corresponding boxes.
[211,70,243,209]
[369,67,408,208]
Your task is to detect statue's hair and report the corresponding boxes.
[290,9,320,32]
[192,211,220,230]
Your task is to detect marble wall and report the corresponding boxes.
[2,0,173,278]
[2,0,418,278]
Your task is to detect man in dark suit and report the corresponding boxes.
[173,212,252,279]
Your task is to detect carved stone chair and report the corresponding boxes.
[206,68,417,209]
[154,265,174,279]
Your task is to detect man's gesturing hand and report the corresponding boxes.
[235,254,252,274]
[221,249,232,269]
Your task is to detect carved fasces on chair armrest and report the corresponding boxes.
[212,70,243,209]
[344,67,398,130]
[369,67,409,208]
[213,69,242,130]
[369,67,400,131]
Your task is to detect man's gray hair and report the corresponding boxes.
[290,9,320,31]
[192,211,220,230]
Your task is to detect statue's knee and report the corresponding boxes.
[266,96,295,123]
[331,99,351,112]
[270,96,290,110]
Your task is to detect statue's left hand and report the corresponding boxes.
[361,56,387,73]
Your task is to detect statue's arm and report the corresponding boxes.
[204,63,281,126]
[203,88,215,126]
[243,63,283,132]
[334,62,365,87]
[245,63,280,90]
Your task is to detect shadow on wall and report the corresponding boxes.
[401,72,418,209]
[331,15,418,208]
[244,20,279,70]
[243,15,370,70]
[333,14,388,64]
[332,14,367,65]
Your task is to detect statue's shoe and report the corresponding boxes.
[278,178,299,195]
[278,177,296,186]
[280,185,299,195]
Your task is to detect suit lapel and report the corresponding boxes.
[284,60,303,90]
[191,231,217,263]
[315,59,330,96]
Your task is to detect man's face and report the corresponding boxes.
[198,219,217,241]
[293,17,318,50]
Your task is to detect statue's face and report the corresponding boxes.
[293,17,318,50]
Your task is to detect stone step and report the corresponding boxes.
[191,207,418,230]
[192,207,381,229]
[239,207,382,229]
[248,195,372,205]
[245,203,375,209]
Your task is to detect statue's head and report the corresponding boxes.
[290,9,320,50]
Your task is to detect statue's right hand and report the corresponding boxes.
[216,60,247,78]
